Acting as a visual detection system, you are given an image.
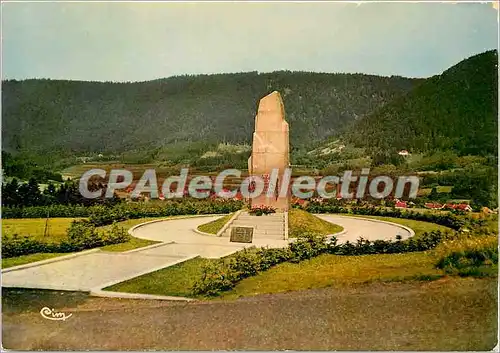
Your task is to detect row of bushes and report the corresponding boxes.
[2,204,94,218]
[2,221,130,258]
[87,200,244,226]
[192,233,328,296]
[2,199,244,225]
[192,230,453,296]
[303,203,471,230]
[330,230,455,255]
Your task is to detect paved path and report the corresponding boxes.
[316,214,413,243]
[2,214,410,292]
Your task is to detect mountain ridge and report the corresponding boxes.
[2,71,416,158]
[346,50,498,157]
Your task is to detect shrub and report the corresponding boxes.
[86,199,244,226]
[65,220,105,250]
[1,234,59,258]
[435,235,498,276]
[289,232,328,262]
[2,204,93,218]
[103,223,131,244]
[191,260,236,296]
[227,248,264,279]
[190,229,459,296]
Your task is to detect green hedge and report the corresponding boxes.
[192,233,327,296]
[2,221,130,258]
[2,199,244,225]
[329,230,454,255]
[2,204,93,218]
[86,200,244,226]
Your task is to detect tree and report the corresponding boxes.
[2,178,20,207]
[16,178,42,206]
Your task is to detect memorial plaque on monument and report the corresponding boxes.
[230,226,254,243]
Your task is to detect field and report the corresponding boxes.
[2,218,83,243]
[418,185,454,196]
[61,162,175,180]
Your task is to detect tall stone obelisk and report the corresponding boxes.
[248,91,290,211]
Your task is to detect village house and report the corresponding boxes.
[425,202,444,209]
[444,203,473,212]
[395,200,407,208]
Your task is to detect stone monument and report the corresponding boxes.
[248,91,290,211]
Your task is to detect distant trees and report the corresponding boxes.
[451,166,498,208]
[1,178,120,208]
[2,71,415,161]
[2,151,63,182]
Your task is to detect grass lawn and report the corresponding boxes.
[197,213,233,234]
[100,236,158,252]
[348,214,450,238]
[2,252,76,269]
[289,208,343,237]
[104,257,214,297]
[221,252,445,299]
[2,217,79,268]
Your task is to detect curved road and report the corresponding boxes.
[131,214,413,244]
[315,214,413,243]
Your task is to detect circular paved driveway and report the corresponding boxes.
[316,214,413,243]
[131,214,413,246]
[131,215,225,243]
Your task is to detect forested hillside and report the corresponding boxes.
[347,50,498,157]
[2,71,415,159]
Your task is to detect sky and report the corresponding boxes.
[1,1,498,82]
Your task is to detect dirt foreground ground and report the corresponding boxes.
[2,277,497,351]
